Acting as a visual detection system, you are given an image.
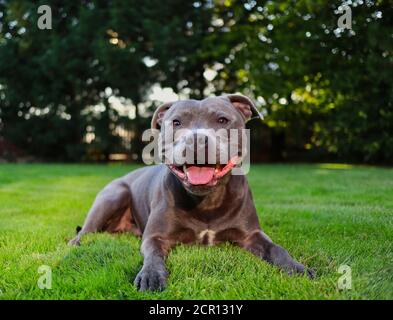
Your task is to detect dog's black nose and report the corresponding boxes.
[196,134,209,147]
[184,132,210,165]
[185,133,209,148]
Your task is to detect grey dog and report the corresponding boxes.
[69,94,314,291]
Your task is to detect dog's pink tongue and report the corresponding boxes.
[186,166,215,185]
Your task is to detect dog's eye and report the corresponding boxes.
[217,117,229,125]
[173,119,181,127]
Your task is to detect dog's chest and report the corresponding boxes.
[172,225,245,246]
[197,229,216,245]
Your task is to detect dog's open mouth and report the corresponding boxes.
[168,156,240,186]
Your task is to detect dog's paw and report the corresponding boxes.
[68,236,81,246]
[134,266,168,291]
[287,262,315,279]
[305,267,316,279]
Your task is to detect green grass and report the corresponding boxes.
[0,163,392,300]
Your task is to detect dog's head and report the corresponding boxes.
[151,94,262,196]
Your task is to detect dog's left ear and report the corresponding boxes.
[224,94,263,122]
[151,102,174,129]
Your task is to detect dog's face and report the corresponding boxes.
[151,95,261,196]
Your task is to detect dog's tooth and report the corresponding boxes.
[183,164,187,173]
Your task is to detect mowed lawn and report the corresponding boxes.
[0,163,392,300]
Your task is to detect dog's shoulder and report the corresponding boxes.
[122,164,167,188]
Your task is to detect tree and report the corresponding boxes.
[206,0,393,162]
[1,0,392,163]
[0,0,215,161]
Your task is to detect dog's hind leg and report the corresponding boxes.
[68,179,133,246]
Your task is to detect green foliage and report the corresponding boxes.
[0,0,213,160]
[207,0,393,162]
[0,1,392,162]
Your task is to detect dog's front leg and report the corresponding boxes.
[134,236,171,291]
[241,230,314,278]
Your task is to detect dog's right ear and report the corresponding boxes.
[151,102,174,129]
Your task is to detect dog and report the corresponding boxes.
[69,94,314,291]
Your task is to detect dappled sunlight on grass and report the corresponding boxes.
[318,163,354,170]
